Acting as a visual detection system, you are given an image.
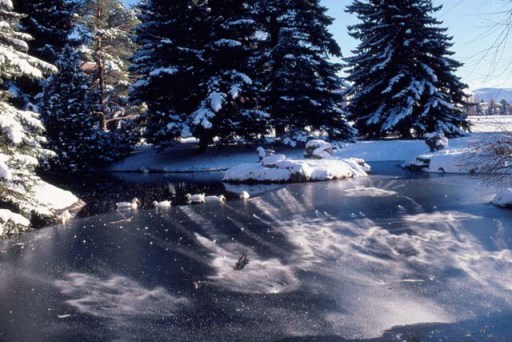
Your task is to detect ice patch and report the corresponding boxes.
[195,233,300,294]
[54,273,190,318]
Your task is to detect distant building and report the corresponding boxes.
[463,91,479,115]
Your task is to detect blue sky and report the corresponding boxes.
[125,0,512,90]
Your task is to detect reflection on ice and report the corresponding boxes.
[54,273,190,318]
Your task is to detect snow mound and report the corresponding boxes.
[424,149,470,173]
[223,156,370,183]
[33,182,82,213]
[261,154,286,167]
[304,139,333,159]
[493,188,512,208]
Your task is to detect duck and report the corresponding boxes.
[152,200,172,208]
[116,198,141,209]
[205,194,226,203]
[233,253,249,270]
[239,191,250,200]
[57,210,72,225]
[185,193,206,204]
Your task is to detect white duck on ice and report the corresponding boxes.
[205,195,226,203]
[116,198,141,209]
[239,191,250,200]
[153,200,172,208]
[186,193,206,203]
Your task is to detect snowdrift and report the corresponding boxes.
[223,157,370,183]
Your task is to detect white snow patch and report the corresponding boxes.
[223,157,370,183]
[33,183,80,211]
[209,92,224,112]
[261,154,287,167]
[493,188,512,208]
[0,153,12,180]
[1,0,13,8]
[0,209,31,227]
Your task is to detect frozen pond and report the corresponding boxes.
[1,163,512,341]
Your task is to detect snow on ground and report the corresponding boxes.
[468,115,512,133]
[108,143,305,173]
[108,115,512,175]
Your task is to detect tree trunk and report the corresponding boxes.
[95,3,107,132]
[198,134,212,153]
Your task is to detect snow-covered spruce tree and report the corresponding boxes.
[345,0,470,138]
[192,0,269,150]
[253,0,354,143]
[0,1,63,233]
[131,0,209,148]
[13,0,75,64]
[132,0,268,151]
[10,0,75,108]
[40,45,98,172]
[75,0,139,160]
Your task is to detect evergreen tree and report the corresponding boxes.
[13,0,75,64]
[11,0,75,108]
[76,0,139,132]
[345,0,470,138]
[40,45,98,172]
[132,0,268,151]
[73,0,139,162]
[0,1,60,231]
[500,99,510,115]
[253,0,353,142]
[131,0,209,147]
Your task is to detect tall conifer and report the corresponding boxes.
[345,0,470,138]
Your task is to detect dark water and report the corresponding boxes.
[42,171,284,217]
[2,163,512,341]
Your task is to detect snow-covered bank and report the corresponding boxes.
[223,157,370,183]
[0,180,83,238]
[107,115,511,175]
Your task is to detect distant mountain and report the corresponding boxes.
[473,88,512,103]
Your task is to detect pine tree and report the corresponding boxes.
[345,0,470,138]
[0,1,61,232]
[77,0,139,132]
[11,0,75,108]
[40,45,98,172]
[74,0,139,162]
[131,0,268,151]
[131,0,209,147]
[253,0,354,143]
[192,0,269,150]
[13,0,75,64]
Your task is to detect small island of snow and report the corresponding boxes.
[223,153,370,183]
[492,188,512,208]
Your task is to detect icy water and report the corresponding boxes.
[1,163,512,341]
